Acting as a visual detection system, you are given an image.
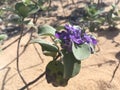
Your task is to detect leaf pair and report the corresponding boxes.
[46,52,81,87]
[15,2,39,18]
[31,25,58,57]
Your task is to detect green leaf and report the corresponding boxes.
[89,23,96,32]
[22,0,32,5]
[0,34,7,41]
[112,16,120,21]
[27,4,40,15]
[38,25,56,36]
[30,39,58,53]
[54,39,62,44]
[15,2,30,18]
[63,51,81,79]
[46,61,68,86]
[43,51,57,57]
[56,26,64,31]
[15,2,40,18]
[72,43,91,60]
[94,17,105,24]
[38,0,49,5]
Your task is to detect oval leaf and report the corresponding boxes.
[46,61,68,86]
[30,39,58,52]
[72,43,91,60]
[15,2,30,18]
[63,51,81,79]
[38,25,56,36]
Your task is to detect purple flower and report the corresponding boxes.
[65,24,84,44]
[55,31,69,42]
[55,24,97,52]
[55,31,72,51]
[83,34,97,45]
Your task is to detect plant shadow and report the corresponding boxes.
[115,51,120,60]
[83,60,116,68]
[95,27,120,47]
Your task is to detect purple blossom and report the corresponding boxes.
[64,24,84,44]
[55,31,72,51]
[55,24,97,51]
[83,34,97,45]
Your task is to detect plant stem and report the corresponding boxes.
[16,24,29,90]
[19,71,45,90]
[2,29,31,51]
[1,67,10,90]
[109,61,120,83]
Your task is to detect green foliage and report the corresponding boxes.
[22,0,50,10]
[0,34,7,41]
[38,24,56,36]
[30,39,58,57]
[0,34,7,51]
[86,5,101,18]
[38,0,49,6]
[79,4,105,32]
[15,2,39,18]
[46,52,81,86]
[0,0,101,87]
[46,61,68,87]
[79,4,120,31]
[30,24,58,57]
[63,51,81,79]
[22,0,33,5]
[0,9,4,17]
[31,24,96,86]
[72,43,91,60]
[15,2,30,18]
[105,4,120,27]
[0,0,51,28]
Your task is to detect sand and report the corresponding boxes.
[0,0,120,90]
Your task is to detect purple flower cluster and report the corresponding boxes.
[55,24,97,51]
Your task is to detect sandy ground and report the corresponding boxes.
[0,0,120,90]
